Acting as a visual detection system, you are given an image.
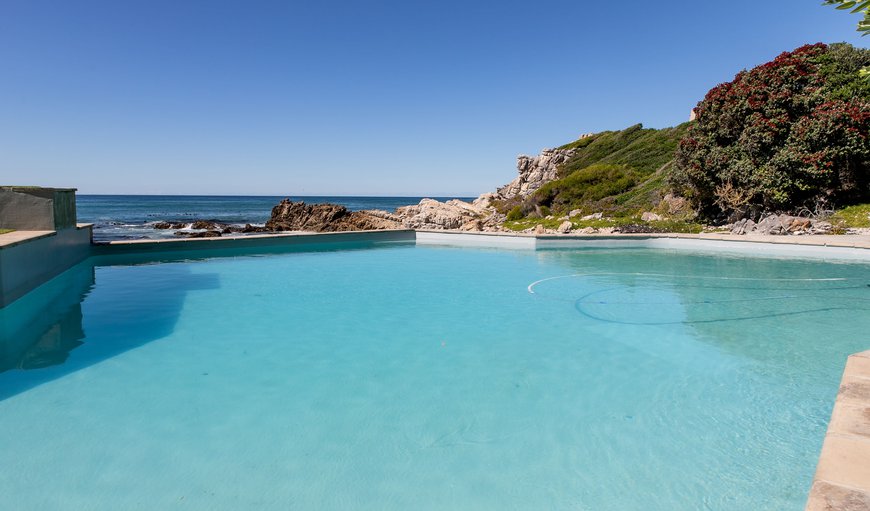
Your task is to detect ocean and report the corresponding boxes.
[77,195,474,242]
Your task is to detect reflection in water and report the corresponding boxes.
[0,242,407,400]
[0,259,221,402]
[0,263,95,373]
[533,248,870,370]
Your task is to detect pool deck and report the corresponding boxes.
[806,350,870,510]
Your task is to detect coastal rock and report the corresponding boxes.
[731,214,826,235]
[176,230,222,238]
[754,214,785,235]
[396,198,484,230]
[558,221,572,233]
[788,217,813,232]
[265,200,403,232]
[315,144,579,234]
[730,218,756,235]
[641,212,663,222]
[810,221,833,234]
[581,212,603,221]
[191,220,222,230]
[154,222,171,229]
[534,224,546,235]
[577,227,597,234]
[494,147,576,200]
[472,192,498,210]
[240,223,270,233]
[460,219,483,231]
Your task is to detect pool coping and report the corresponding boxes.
[90,229,417,255]
[414,230,870,261]
[417,229,870,248]
[0,223,93,250]
[85,228,870,251]
[806,350,870,510]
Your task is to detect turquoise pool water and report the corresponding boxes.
[1,244,869,510]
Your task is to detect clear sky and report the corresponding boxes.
[1,0,866,196]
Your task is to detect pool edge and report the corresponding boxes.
[806,350,870,510]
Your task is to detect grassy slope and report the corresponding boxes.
[557,123,689,179]
[830,204,870,229]
[516,123,690,221]
[508,121,869,231]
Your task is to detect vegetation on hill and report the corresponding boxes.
[501,123,690,220]
[502,43,870,231]
[671,43,870,221]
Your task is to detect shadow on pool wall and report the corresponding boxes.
[0,259,220,402]
[0,262,94,373]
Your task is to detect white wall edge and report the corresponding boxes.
[415,231,537,249]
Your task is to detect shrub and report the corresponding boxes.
[535,164,638,212]
[506,205,523,221]
[671,43,870,221]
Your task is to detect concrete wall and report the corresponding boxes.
[0,226,93,307]
[0,187,77,231]
[417,231,870,261]
[91,229,416,258]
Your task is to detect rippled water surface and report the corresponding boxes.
[1,245,868,510]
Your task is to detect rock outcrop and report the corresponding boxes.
[494,148,576,200]
[729,214,833,235]
[265,200,403,232]
[156,220,271,237]
[374,145,576,231]
[396,199,487,231]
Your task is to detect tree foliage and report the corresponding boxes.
[823,0,870,37]
[671,43,870,220]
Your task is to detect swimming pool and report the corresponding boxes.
[1,241,868,510]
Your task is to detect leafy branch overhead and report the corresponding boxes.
[824,0,870,36]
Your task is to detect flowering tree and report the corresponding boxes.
[671,43,870,220]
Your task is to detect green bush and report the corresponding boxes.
[672,43,870,220]
[535,164,638,212]
[506,205,523,221]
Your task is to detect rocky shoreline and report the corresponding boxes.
[164,145,869,238]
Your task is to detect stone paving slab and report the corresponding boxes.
[807,351,870,510]
[0,230,54,249]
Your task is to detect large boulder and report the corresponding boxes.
[265,200,403,232]
[396,198,485,230]
[730,214,829,235]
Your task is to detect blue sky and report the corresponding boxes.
[1,0,866,196]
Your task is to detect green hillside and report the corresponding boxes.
[502,122,691,221]
[500,43,870,232]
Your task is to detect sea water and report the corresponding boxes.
[77,195,473,242]
[1,245,868,510]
